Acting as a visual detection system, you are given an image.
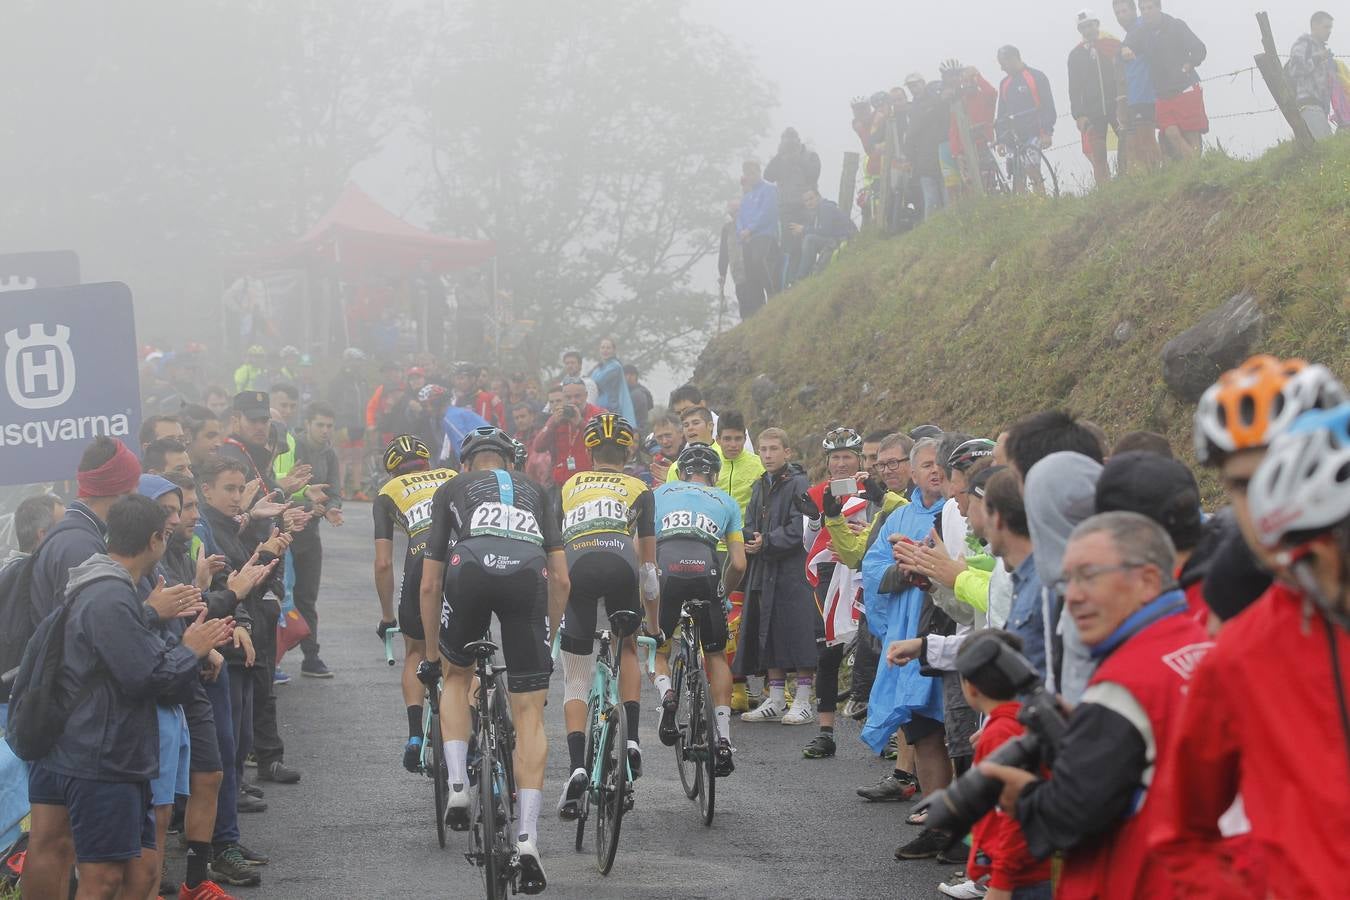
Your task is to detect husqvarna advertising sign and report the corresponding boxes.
[0,283,140,486]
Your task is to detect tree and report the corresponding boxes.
[418,0,773,375]
[0,0,418,339]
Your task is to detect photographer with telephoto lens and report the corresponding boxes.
[969,511,1211,899]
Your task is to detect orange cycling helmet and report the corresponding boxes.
[1193,355,1346,465]
[583,413,636,450]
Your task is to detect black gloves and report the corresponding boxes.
[416,658,442,686]
[793,491,821,521]
[377,619,399,640]
[821,489,844,519]
[860,474,888,504]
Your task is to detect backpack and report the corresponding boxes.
[0,555,39,704]
[4,575,112,762]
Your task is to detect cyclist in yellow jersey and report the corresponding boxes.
[555,414,661,820]
[372,434,456,771]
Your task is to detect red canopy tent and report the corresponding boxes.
[239,183,496,355]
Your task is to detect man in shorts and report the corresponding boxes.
[419,427,567,895]
[554,415,660,817]
[651,443,746,776]
[372,434,456,772]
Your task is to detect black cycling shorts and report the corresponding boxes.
[657,539,728,654]
[439,539,553,694]
[560,542,640,656]
[398,547,427,641]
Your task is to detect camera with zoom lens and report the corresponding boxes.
[913,637,1069,837]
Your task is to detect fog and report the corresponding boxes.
[1,0,1329,401]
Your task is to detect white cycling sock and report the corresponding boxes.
[715,706,732,741]
[654,674,672,696]
[518,788,542,843]
[791,677,814,709]
[445,740,468,789]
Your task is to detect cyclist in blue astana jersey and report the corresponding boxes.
[651,442,747,776]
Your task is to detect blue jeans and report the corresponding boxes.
[919,175,945,220]
[205,667,240,846]
[1013,882,1053,900]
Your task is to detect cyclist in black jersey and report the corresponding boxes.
[417,426,566,895]
[372,435,456,771]
[555,414,661,819]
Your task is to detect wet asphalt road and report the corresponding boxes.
[231,504,957,899]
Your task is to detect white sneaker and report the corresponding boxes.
[740,701,785,722]
[556,768,587,819]
[515,834,547,895]
[782,705,816,726]
[445,784,471,831]
[937,878,987,899]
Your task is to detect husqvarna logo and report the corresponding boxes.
[5,324,76,410]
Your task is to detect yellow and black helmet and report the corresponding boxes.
[583,413,636,450]
[383,434,432,475]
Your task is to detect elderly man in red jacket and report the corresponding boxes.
[529,377,605,486]
[981,510,1211,900]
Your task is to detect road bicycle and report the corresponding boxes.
[462,638,519,900]
[567,610,656,875]
[666,599,725,826]
[986,109,1060,198]
[383,625,450,849]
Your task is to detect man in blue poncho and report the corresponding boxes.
[857,437,952,836]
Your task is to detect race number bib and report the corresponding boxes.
[660,509,721,541]
[561,497,630,541]
[405,498,435,534]
[468,502,544,544]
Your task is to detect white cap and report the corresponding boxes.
[1076,8,1100,28]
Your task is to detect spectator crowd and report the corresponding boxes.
[718,5,1347,322]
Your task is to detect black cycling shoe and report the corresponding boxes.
[626,744,643,779]
[557,769,587,820]
[714,738,735,777]
[402,737,423,773]
[658,690,679,747]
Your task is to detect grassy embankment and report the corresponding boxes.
[695,139,1350,473]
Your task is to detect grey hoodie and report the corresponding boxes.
[41,554,199,782]
[1024,452,1103,704]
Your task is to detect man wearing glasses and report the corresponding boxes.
[979,510,1212,900]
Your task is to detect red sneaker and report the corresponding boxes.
[179,881,237,900]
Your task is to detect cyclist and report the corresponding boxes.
[651,442,746,776]
[995,45,1057,194]
[372,434,456,772]
[418,427,568,895]
[555,414,660,819]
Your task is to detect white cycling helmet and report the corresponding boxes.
[342,347,367,361]
[1248,403,1350,550]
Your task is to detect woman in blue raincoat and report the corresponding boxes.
[859,439,947,754]
[588,336,636,425]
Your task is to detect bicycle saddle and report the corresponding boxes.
[464,640,500,661]
[608,609,640,637]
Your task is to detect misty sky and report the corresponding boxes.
[354,0,1331,397]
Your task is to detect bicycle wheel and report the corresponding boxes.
[594,706,628,875]
[671,643,698,799]
[490,684,517,820]
[575,699,597,852]
[1035,149,1060,198]
[695,666,717,826]
[477,719,509,900]
[430,711,447,849]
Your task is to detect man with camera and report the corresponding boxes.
[976,511,1210,899]
[530,376,605,487]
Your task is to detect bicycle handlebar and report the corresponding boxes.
[382,627,401,666]
[636,636,658,675]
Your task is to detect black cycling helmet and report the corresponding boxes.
[460,426,515,465]
[948,438,997,473]
[383,434,432,475]
[512,438,528,468]
[822,427,864,454]
[676,442,722,479]
[909,424,944,441]
[583,413,636,450]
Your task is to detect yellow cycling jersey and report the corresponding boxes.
[374,467,457,548]
[558,470,656,545]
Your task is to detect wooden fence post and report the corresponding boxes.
[839,151,860,227]
[1254,11,1316,149]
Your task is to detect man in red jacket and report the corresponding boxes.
[529,377,605,486]
[981,511,1211,900]
[1150,403,1350,899]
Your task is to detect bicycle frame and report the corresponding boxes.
[584,631,656,790]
